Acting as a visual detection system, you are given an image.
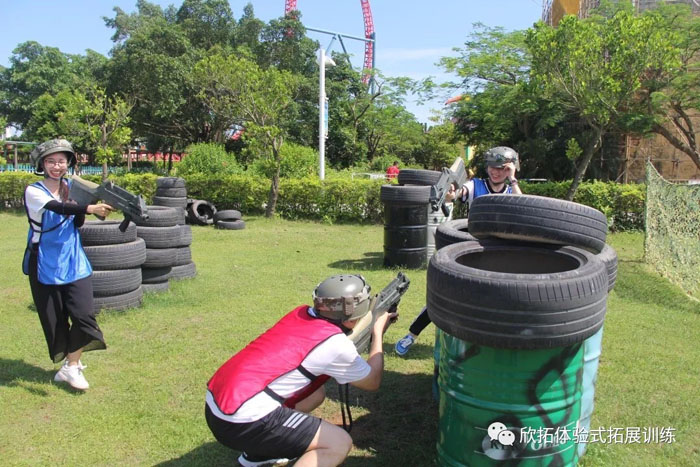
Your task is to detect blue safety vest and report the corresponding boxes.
[471,178,512,202]
[22,180,92,285]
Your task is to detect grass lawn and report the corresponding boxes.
[0,211,698,466]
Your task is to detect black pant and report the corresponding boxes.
[409,306,432,336]
[28,248,106,363]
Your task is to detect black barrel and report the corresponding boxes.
[380,185,430,268]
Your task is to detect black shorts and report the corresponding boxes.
[205,404,322,460]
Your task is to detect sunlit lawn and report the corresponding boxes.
[0,212,697,466]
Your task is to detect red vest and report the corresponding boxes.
[207,305,343,415]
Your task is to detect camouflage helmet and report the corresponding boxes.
[312,274,373,322]
[30,138,76,175]
[484,146,519,171]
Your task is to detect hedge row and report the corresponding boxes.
[0,172,645,230]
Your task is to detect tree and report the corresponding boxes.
[414,120,463,170]
[629,4,700,171]
[105,1,205,150]
[436,25,575,179]
[0,42,86,130]
[175,0,235,50]
[527,10,676,199]
[193,53,300,217]
[59,85,133,180]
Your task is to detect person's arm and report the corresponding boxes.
[349,310,398,392]
[505,163,522,195]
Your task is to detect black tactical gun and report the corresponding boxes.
[69,175,149,232]
[349,272,411,354]
[429,157,468,216]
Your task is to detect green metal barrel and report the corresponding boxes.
[437,332,583,466]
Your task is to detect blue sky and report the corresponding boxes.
[0,1,542,123]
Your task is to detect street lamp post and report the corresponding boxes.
[318,48,335,180]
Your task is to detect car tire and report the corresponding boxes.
[215,219,245,230]
[397,169,442,186]
[427,240,608,349]
[434,219,476,251]
[80,220,137,246]
[170,262,197,280]
[84,238,147,270]
[379,185,431,204]
[468,194,608,253]
[136,225,183,249]
[213,209,242,223]
[91,268,142,297]
[156,177,186,188]
[94,286,143,314]
[133,206,180,228]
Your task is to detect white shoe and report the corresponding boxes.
[238,453,289,466]
[54,361,89,390]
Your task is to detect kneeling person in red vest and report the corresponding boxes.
[205,274,398,467]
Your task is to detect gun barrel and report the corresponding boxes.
[373,272,410,314]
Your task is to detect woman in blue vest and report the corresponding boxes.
[23,138,113,390]
[395,146,522,355]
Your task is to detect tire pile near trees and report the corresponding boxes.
[80,220,146,313]
[134,205,196,293]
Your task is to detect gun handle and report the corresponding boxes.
[118,217,131,232]
[441,203,451,217]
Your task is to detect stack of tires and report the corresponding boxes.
[135,206,196,293]
[213,209,245,230]
[81,220,146,313]
[380,184,430,269]
[398,169,452,260]
[428,194,617,466]
[153,177,188,220]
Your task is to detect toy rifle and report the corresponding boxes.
[69,175,149,232]
[348,271,411,355]
[429,156,468,216]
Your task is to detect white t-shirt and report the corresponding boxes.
[25,182,63,243]
[207,314,372,423]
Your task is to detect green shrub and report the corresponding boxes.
[520,180,646,231]
[0,172,40,207]
[250,143,318,179]
[176,143,241,176]
[0,171,646,229]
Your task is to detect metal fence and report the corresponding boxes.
[1,165,112,175]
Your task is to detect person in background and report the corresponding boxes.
[205,274,398,467]
[395,146,521,356]
[23,138,112,390]
[386,160,400,181]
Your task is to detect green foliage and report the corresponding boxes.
[565,138,582,161]
[368,154,399,173]
[1,171,645,229]
[0,171,40,207]
[176,143,241,176]
[275,177,384,224]
[184,173,269,214]
[520,180,645,231]
[250,142,317,179]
